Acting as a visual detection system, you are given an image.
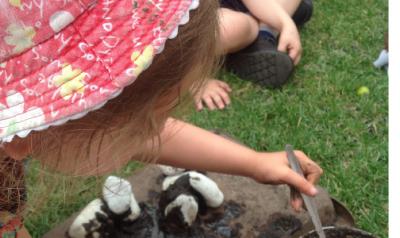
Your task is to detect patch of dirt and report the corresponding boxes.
[303,227,375,238]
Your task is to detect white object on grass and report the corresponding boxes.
[373,49,388,68]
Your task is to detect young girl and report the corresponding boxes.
[0,0,322,237]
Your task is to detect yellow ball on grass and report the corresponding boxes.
[357,86,370,96]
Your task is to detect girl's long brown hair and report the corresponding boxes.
[0,0,219,216]
[30,0,218,175]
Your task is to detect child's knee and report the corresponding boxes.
[219,9,258,52]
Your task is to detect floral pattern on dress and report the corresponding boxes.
[130,45,154,78]
[4,23,36,54]
[53,64,87,100]
[8,0,21,7]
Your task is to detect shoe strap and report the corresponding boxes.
[259,30,277,46]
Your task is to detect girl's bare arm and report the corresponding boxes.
[158,118,322,203]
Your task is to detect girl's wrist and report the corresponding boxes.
[278,16,295,32]
[243,150,263,179]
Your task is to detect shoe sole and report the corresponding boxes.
[225,50,294,88]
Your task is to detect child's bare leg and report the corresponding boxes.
[274,0,302,16]
[219,8,259,54]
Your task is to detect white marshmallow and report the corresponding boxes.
[164,194,199,226]
[102,176,141,219]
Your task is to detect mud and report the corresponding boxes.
[257,213,302,238]
[44,166,359,238]
[159,200,245,238]
[303,227,375,238]
[89,200,245,238]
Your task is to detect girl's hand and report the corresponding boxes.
[251,151,323,211]
[277,20,302,65]
[240,0,302,64]
[194,79,232,111]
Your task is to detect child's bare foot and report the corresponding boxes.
[194,79,232,111]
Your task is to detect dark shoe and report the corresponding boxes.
[292,0,313,27]
[225,31,294,88]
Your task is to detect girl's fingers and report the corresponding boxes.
[294,150,323,187]
[277,41,287,53]
[196,100,203,111]
[211,94,225,109]
[288,45,301,65]
[290,186,304,212]
[218,81,232,92]
[289,49,299,64]
[220,92,231,106]
[306,167,322,185]
[295,49,302,65]
[196,80,232,110]
[283,168,318,197]
[216,88,230,106]
[195,95,204,111]
[204,97,216,110]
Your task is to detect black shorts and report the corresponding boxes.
[220,0,248,12]
[219,0,313,27]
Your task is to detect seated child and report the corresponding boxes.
[195,0,313,110]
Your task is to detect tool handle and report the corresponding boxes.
[285,144,326,238]
[285,144,304,175]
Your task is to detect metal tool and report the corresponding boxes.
[285,144,326,238]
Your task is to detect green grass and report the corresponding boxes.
[24,0,388,237]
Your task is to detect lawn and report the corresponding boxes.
[24,0,388,237]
